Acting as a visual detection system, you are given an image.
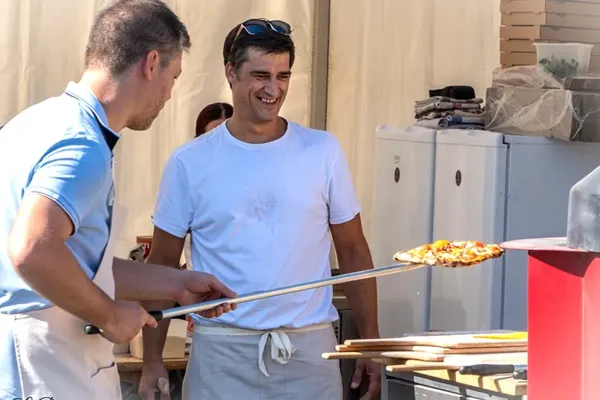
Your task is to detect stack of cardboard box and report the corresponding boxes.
[500,0,600,71]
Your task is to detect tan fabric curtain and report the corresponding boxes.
[1,0,502,259]
[327,0,501,243]
[0,0,315,258]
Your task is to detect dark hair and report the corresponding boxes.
[195,103,233,137]
[223,20,295,71]
[84,0,191,75]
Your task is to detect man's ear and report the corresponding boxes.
[225,62,237,86]
[141,50,161,81]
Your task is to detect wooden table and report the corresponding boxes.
[115,353,189,384]
[380,360,527,400]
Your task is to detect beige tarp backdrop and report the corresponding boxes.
[0,0,315,258]
[0,0,501,259]
[327,0,502,243]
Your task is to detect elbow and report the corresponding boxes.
[7,234,44,279]
[8,242,33,278]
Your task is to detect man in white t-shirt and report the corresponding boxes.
[139,18,381,400]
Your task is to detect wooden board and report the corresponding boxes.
[502,12,600,30]
[344,334,527,349]
[324,351,527,365]
[501,0,600,16]
[324,351,445,362]
[336,344,526,354]
[500,25,600,42]
[443,352,528,366]
[115,353,189,373]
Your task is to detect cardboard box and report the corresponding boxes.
[564,75,600,91]
[501,0,600,17]
[501,25,600,42]
[485,86,600,142]
[502,12,600,30]
[130,319,188,359]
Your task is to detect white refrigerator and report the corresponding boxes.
[373,127,600,335]
[429,129,600,331]
[372,125,436,337]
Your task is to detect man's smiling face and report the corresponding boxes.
[227,48,291,123]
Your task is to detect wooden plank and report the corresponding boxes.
[501,25,600,43]
[336,344,526,354]
[386,363,459,372]
[501,0,600,16]
[443,352,527,366]
[502,12,600,30]
[115,353,189,373]
[324,351,445,362]
[324,350,527,365]
[344,334,527,349]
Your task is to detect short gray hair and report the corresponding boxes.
[84,0,191,75]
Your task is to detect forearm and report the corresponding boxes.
[113,257,184,302]
[139,251,180,362]
[10,240,115,327]
[337,246,380,339]
[142,318,172,363]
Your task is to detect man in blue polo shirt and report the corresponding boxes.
[0,1,236,399]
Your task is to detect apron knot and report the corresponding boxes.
[257,331,297,377]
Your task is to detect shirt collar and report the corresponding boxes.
[64,81,120,151]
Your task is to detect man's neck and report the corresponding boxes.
[78,69,132,133]
[226,115,287,144]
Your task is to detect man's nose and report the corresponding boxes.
[263,77,278,97]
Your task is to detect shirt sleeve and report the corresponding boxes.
[328,144,361,225]
[152,154,193,238]
[24,138,110,232]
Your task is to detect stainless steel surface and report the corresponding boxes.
[160,262,423,320]
[568,165,600,252]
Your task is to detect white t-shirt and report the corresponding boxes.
[152,120,361,330]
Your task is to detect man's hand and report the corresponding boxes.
[175,270,238,318]
[97,300,158,344]
[139,362,170,400]
[351,359,381,400]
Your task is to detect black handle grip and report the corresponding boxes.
[459,364,515,376]
[83,310,164,335]
[149,310,164,321]
[84,324,102,335]
[513,368,528,380]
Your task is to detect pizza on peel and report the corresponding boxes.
[393,240,504,268]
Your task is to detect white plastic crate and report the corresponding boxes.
[534,42,593,77]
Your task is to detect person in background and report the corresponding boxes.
[0,1,236,399]
[194,101,233,137]
[139,18,381,400]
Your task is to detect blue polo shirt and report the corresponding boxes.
[0,81,119,315]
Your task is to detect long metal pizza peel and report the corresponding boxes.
[84,262,426,335]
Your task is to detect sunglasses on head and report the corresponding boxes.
[230,19,292,52]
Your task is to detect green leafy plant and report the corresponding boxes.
[538,56,580,78]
